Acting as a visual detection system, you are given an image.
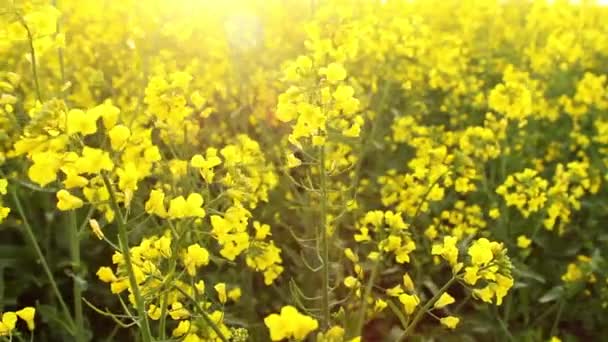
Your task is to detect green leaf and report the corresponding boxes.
[37,304,75,335]
[538,286,564,303]
[512,263,546,284]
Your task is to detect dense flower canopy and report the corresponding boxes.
[1,0,608,341]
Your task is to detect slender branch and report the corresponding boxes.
[10,186,75,333]
[53,0,67,100]
[16,14,42,102]
[69,211,84,341]
[100,173,153,342]
[550,299,565,337]
[319,146,331,328]
[355,255,382,336]
[170,283,229,342]
[398,275,457,340]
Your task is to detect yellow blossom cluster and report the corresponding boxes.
[496,168,549,218]
[264,305,318,341]
[0,307,36,336]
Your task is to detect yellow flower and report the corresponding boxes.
[374,299,387,312]
[434,292,456,309]
[96,266,117,283]
[215,283,227,304]
[0,312,17,336]
[148,304,162,320]
[28,152,61,186]
[264,306,318,341]
[0,179,7,195]
[169,302,190,320]
[439,316,460,329]
[344,248,358,263]
[75,147,114,174]
[253,221,271,240]
[108,124,131,150]
[402,273,415,292]
[16,307,35,331]
[67,109,98,136]
[431,236,459,267]
[194,280,205,294]
[399,293,420,315]
[61,167,88,189]
[517,235,532,249]
[190,91,206,108]
[183,334,202,342]
[110,279,129,294]
[463,266,480,285]
[473,286,494,303]
[354,227,371,242]
[95,102,120,129]
[494,274,514,305]
[561,263,583,282]
[145,189,167,218]
[89,219,104,240]
[190,149,222,182]
[183,243,210,276]
[344,276,359,289]
[155,235,172,257]
[172,320,191,337]
[0,207,9,222]
[228,287,242,302]
[116,163,140,195]
[386,285,403,297]
[321,326,345,341]
[56,190,84,211]
[168,193,206,218]
[322,63,347,83]
[286,153,302,168]
[468,238,494,266]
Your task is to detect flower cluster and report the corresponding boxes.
[264,306,318,341]
[0,307,35,336]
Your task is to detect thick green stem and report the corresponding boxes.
[319,146,331,329]
[398,275,457,340]
[69,211,84,341]
[10,187,75,333]
[157,292,168,339]
[101,174,153,342]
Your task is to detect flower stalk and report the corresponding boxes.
[101,173,153,342]
[398,275,458,340]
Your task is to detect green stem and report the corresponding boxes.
[158,257,177,339]
[16,14,42,102]
[355,257,381,336]
[388,298,409,330]
[398,275,457,340]
[170,284,229,342]
[348,81,391,200]
[69,211,84,341]
[52,0,67,96]
[157,291,168,339]
[101,174,153,342]
[319,146,331,329]
[10,187,75,333]
[550,299,564,337]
